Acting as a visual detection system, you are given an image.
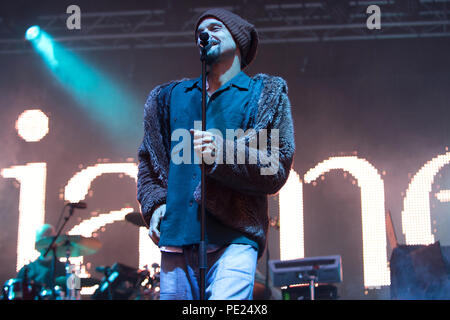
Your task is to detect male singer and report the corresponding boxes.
[137,8,295,300]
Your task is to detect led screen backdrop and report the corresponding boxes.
[0,1,449,299]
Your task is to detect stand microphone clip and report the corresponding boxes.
[42,202,87,299]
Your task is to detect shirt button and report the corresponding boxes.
[193,173,196,179]
[189,200,193,207]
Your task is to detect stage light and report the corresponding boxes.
[139,227,161,272]
[25,26,41,41]
[436,190,450,202]
[401,152,450,245]
[26,31,142,150]
[279,170,304,261]
[26,28,58,69]
[64,163,138,203]
[1,163,47,272]
[15,109,49,142]
[68,208,134,238]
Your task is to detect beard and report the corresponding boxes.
[205,44,221,65]
[202,42,236,66]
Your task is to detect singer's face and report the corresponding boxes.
[196,18,238,65]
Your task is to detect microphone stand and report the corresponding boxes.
[43,204,76,299]
[199,33,209,301]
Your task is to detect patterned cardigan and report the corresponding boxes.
[137,73,295,258]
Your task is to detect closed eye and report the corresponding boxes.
[197,22,224,34]
[208,23,223,32]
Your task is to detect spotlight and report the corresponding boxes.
[26,28,59,69]
[25,26,41,41]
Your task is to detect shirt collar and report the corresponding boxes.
[184,71,251,92]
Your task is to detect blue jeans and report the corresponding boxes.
[160,244,258,300]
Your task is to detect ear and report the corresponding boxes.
[235,46,243,69]
[235,46,242,60]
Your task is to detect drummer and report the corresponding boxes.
[16,224,66,290]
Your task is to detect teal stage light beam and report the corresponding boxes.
[26,28,58,69]
[26,28,143,151]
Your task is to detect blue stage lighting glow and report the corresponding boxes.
[27,30,142,150]
[25,26,41,41]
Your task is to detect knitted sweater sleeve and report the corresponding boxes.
[137,83,172,226]
[204,76,296,195]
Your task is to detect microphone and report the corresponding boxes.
[199,32,209,47]
[199,32,219,50]
[67,202,87,209]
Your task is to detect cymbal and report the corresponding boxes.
[36,235,102,258]
[55,276,101,287]
[125,212,146,227]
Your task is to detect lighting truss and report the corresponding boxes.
[0,0,449,54]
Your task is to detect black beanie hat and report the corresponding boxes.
[194,8,259,69]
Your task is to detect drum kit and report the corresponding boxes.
[1,211,160,301]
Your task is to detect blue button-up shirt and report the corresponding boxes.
[159,71,260,250]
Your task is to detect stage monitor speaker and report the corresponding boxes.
[268,255,342,287]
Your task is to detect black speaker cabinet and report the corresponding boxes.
[390,242,450,299]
